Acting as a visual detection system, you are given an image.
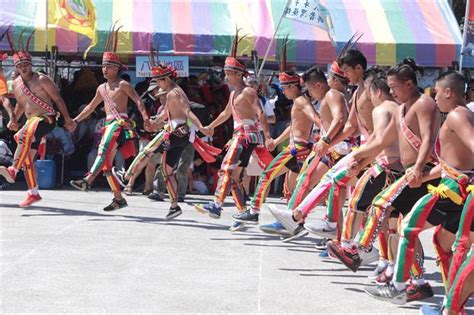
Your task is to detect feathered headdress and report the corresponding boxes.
[149,39,176,79]
[102,21,123,68]
[0,26,9,63]
[5,25,35,66]
[329,32,363,81]
[224,27,248,76]
[278,36,300,86]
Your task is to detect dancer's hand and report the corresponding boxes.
[313,140,329,156]
[7,120,18,131]
[266,138,275,151]
[200,126,214,137]
[347,160,360,177]
[143,118,153,132]
[406,166,423,188]
[64,119,77,132]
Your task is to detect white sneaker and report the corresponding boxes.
[303,220,336,239]
[359,248,380,266]
[268,205,299,234]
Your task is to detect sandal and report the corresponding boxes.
[103,198,128,211]
[70,179,90,192]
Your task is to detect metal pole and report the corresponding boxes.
[45,0,49,75]
[460,0,471,71]
[257,0,289,78]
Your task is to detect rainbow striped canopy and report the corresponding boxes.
[0,0,470,68]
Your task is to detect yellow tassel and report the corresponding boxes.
[427,184,463,205]
[467,185,474,194]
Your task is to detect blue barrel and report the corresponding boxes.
[35,160,56,189]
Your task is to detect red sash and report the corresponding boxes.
[98,84,127,124]
[399,104,439,162]
[19,75,55,115]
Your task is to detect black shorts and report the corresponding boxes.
[389,178,442,218]
[238,143,257,168]
[357,170,404,212]
[286,156,303,174]
[31,116,55,150]
[425,198,466,234]
[321,152,345,168]
[161,134,190,169]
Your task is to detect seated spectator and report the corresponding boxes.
[46,126,75,157]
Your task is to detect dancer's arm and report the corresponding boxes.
[300,96,321,129]
[351,106,396,161]
[122,81,149,122]
[248,87,273,150]
[73,89,103,123]
[449,107,474,150]
[2,95,18,130]
[330,99,359,145]
[12,80,25,121]
[273,126,290,147]
[40,75,75,131]
[408,97,440,187]
[207,99,232,130]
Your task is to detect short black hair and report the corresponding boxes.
[302,66,327,84]
[436,70,466,97]
[370,72,390,96]
[387,58,423,86]
[364,66,384,81]
[339,49,367,70]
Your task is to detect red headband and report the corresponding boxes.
[13,51,32,66]
[102,51,122,68]
[329,61,347,80]
[224,57,247,76]
[151,64,176,79]
[279,72,300,86]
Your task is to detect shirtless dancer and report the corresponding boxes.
[327,73,407,282]
[261,62,350,237]
[0,30,76,207]
[269,49,376,238]
[312,58,438,300]
[0,52,16,129]
[70,38,150,211]
[231,62,322,228]
[137,62,211,219]
[367,71,473,305]
[194,31,272,220]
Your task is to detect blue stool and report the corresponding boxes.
[35,160,56,189]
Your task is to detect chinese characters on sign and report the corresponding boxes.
[284,0,336,46]
[136,56,189,78]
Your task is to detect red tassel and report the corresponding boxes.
[192,137,221,163]
[253,147,273,169]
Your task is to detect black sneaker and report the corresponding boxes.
[70,179,90,192]
[103,198,127,211]
[280,224,309,242]
[148,192,164,201]
[178,196,185,202]
[111,166,128,188]
[166,206,183,220]
[232,209,259,225]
